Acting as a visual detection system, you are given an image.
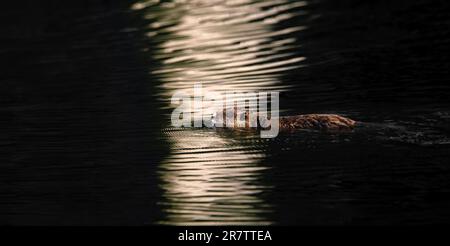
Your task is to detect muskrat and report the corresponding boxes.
[215,110,357,131]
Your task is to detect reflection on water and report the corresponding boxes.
[134,0,306,108]
[133,0,308,224]
[2,0,450,225]
[132,0,450,225]
[158,129,271,225]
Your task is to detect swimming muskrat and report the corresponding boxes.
[216,110,357,131]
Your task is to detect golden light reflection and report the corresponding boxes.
[135,0,307,109]
[132,0,308,225]
[158,129,272,225]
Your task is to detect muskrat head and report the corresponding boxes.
[211,108,253,128]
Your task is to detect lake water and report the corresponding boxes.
[1,0,450,225]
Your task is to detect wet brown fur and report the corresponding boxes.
[230,108,356,131]
[278,114,356,131]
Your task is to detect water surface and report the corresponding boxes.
[1,0,450,225]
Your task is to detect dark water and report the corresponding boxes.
[1,0,450,225]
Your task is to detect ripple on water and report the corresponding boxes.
[132,0,309,225]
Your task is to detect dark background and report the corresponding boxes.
[1,0,450,225]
